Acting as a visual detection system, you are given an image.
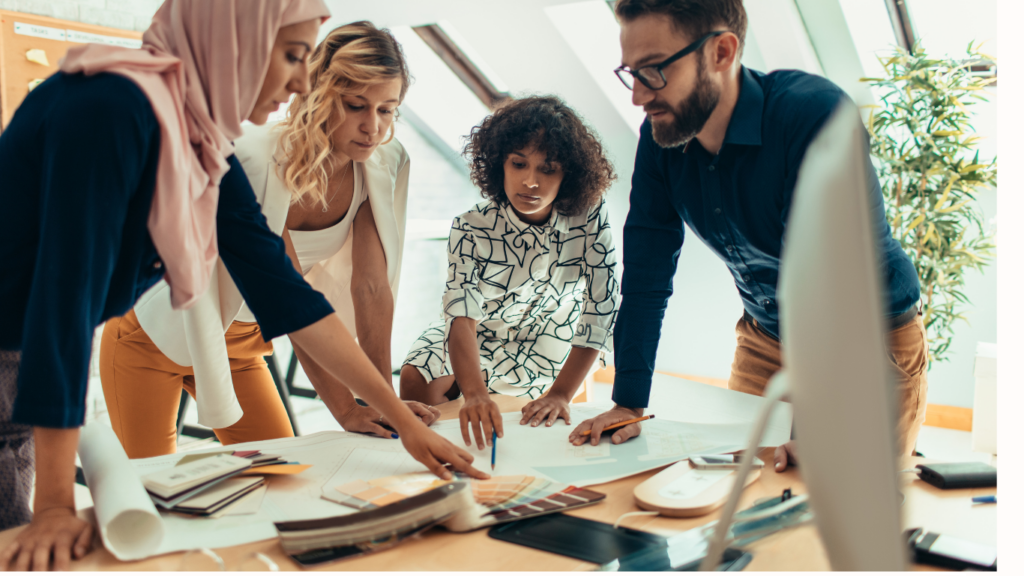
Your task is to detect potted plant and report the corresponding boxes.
[862,42,997,364]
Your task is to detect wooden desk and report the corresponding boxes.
[0,395,996,570]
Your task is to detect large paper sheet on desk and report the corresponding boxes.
[319,402,784,489]
[78,425,402,560]
[644,373,793,444]
[425,405,756,486]
[79,387,791,560]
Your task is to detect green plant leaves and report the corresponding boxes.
[861,41,997,365]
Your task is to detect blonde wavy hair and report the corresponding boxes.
[276,21,410,208]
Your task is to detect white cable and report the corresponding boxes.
[699,371,790,571]
[613,510,659,529]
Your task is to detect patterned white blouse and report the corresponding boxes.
[403,199,619,399]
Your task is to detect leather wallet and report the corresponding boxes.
[916,462,997,489]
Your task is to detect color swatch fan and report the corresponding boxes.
[323,472,606,529]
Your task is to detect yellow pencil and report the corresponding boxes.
[579,415,655,437]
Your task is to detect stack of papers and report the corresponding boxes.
[172,476,266,516]
[173,450,312,476]
[142,454,252,508]
[141,450,313,516]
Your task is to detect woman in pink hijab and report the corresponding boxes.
[0,1,485,569]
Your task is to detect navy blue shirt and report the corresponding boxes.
[611,67,920,408]
[0,72,334,428]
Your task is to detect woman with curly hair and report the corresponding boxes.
[400,96,620,450]
[99,21,446,457]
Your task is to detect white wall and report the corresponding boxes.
[923,93,997,408]
[24,0,989,410]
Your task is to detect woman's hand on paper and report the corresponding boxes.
[459,395,504,450]
[399,425,490,480]
[569,405,644,446]
[0,506,93,571]
[339,401,441,438]
[520,393,572,427]
[402,401,441,426]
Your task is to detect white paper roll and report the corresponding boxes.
[78,423,165,561]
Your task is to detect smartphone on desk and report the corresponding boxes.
[905,528,996,571]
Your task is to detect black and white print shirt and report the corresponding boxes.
[405,199,619,398]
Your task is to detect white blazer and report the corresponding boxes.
[134,121,409,428]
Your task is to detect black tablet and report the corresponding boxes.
[488,513,666,564]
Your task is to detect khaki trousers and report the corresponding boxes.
[728,314,928,456]
[99,310,294,459]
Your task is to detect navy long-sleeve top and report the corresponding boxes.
[611,67,921,409]
[0,72,334,428]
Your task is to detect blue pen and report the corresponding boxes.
[491,430,497,471]
[972,495,996,504]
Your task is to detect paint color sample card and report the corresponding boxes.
[486,486,606,522]
[472,475,534,506]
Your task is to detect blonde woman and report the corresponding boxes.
[99,21,435,457]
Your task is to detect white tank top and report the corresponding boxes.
[235,167,365,323]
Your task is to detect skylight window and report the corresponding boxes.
[838,0,899,80]
[412,24,509,110]
[905,0,996,58]
[745,0,823,75]
[545,0,645,131]
[390,25,492,157]
[435,20,509,94]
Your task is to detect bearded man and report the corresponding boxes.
[568,0,928,470]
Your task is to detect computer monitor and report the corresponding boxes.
[777,100,906,570]
[702,100,907,570]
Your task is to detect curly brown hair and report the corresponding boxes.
[463,96,616,217]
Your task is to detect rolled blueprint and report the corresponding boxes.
[78,423,164,561]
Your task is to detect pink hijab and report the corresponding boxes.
[60,0,330,309]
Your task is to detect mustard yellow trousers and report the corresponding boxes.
[99,310,294,459]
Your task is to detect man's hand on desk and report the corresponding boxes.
[569,405,644,446]
[774,441,798,472]
[0,507,92,571]
[339,401,441,438]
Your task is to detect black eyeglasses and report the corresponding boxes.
[615,31,727,91]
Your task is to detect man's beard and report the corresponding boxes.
[648,58,720,149]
